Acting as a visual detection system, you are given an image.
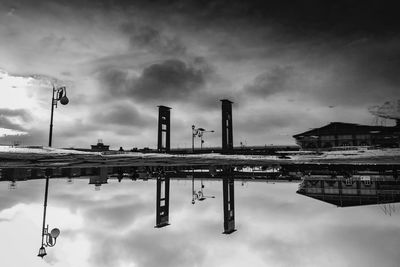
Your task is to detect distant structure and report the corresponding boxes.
[293,122,400,149]
[157,106,171,153]
[221,99,233,154]
[91,139,110,152]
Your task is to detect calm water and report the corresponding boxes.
[0,174,399,267]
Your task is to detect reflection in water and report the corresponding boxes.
[155,169,170,228]
[88,167,108,190]
[1,163,400,263]
[297,169,400,207]
[222,167,236,234]
[38,169,61,258]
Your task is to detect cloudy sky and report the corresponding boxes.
[1,0,400,149]
[1,178,400,267]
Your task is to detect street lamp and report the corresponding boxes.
[192,125,214,153]
[37,226,60,258]
[48,85,69,147]
[38,172,61,258]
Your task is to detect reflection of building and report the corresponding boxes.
[297,175,400,207]
[88,167,108,190]
[293,122,400,149]
[91,139,110,152]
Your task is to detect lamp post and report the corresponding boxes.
[192,125,214,153]
[38,172,60,258]
[49,85,69,147]
[198,129,214,150]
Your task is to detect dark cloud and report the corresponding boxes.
[121,23,186,55]
[115,0,400,39]
[134,59,207,100]
[98,59,214,104]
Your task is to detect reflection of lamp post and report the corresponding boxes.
[38,174,60,258]
[192,125,214,153]
[191,171,215,204]
[48,85,69,147]
[197,179,215,201]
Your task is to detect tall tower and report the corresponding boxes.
[157,106,171,153]
[221,99,233,154]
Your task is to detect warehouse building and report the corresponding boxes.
[293,122,400,149]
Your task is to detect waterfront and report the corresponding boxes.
[1,166,399,267]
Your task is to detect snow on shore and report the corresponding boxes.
[1,145,400,161]
[0,145,100,155]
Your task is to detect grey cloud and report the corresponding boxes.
[244,66,295,98]
[0,108,32,122]
[121,23,186,55]
[39,33,66,51]
[0,108,32,131]
[90,227,207,267]
[0,116,25,131]
[92,104,152,127]
[84,202,148,228]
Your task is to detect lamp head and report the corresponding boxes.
[50,228,60,238]
[60,96,69,105]
[37,246,47,258]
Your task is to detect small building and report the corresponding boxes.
[91,139,109,152]
[293,122,400,149]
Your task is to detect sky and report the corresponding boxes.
[1,0,400,149]
[1,178,400,267]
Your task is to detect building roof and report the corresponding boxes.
[293,122,399,138]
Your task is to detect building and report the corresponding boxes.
[293,122,400,149]
[90,139,109,152]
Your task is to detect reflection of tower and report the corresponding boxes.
[157,106,171,153]
[222,167,236,234]
[155,170,170,228]
[221,99,233,154]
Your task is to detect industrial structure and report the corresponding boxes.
[221,99,234,154]
[157,105,171,153]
